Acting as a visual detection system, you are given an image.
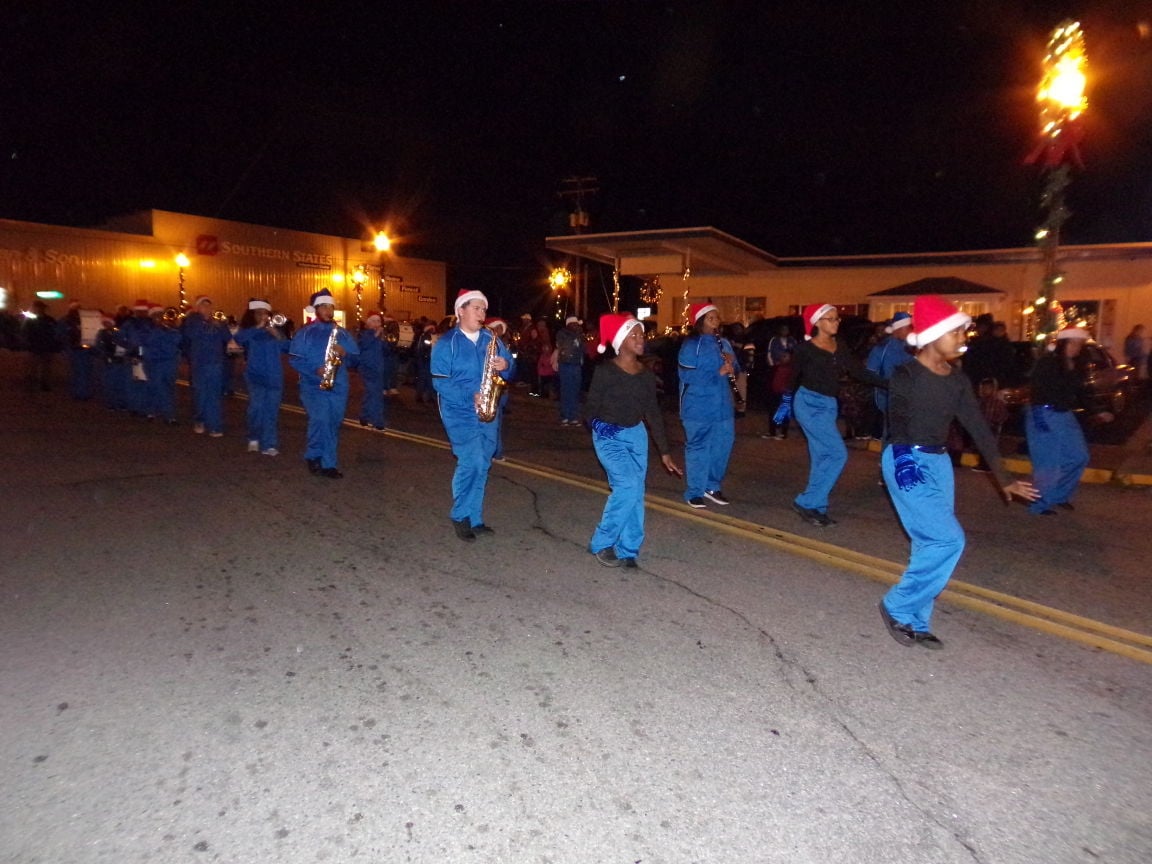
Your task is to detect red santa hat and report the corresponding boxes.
[801,303,836,340]
[597,313,642,354]
[688,302,717,324]
[1055,325,1090,341]
[485,317,508,333]
[453,289,487,313]
[906,295,972,348]
[363,310,383,323]
[147,303,165,316]
[194,295,213,307]
[132,298,150,311]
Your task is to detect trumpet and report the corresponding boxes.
[160,307,183,326]
[212,310,228,323]
[269,313,287,328]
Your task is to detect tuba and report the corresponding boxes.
[319,323,343,390]
[475,329,506,422]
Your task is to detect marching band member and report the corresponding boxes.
[789,303,886,527]
[234,298,289,455]
[431,289,512,541]
[678,302,739,509]
[288,289,359,478]
[179,295,232,436]
[485,317,516,461]
[118,298,153,415]
[141,303,182,424]
[356,311,389,430]
[585,313,682,567]
[880,295,1038,648]
[1024,325,1101,515]
[95,312,130,411]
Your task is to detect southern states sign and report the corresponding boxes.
[194,235,332,269]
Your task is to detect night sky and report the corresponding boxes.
[3,1,1151,310]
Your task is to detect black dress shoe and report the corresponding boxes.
[306,458,321,474]
[471,524,495,536]
[452,518,476,541]
[320,467,343,479]
[911,631,944,650]
[619,557,638,569]
[879,600,916,647]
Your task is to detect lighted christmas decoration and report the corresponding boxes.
[681,265,692,332]
[1026,20,1087,342]
[640,275,662,305]
[611,267,621,313]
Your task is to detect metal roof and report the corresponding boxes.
[869,276,1005,297]
[545,227,779,276]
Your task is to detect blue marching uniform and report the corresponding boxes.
[881,361,1011,634]
[1024,351,1091,514]
[180,314,232,433]
[118,314,153,415]
[141,322,182,422]
[356,329,389,429]
[866,334,914,431]
[678,334,737,503]
[96,325,131,410]
[234,325,289,451]
[289,321,359,470]
[431,327,513,527]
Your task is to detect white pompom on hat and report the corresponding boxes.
[597,313,641,354]
[906,295,972,348]
[453,289,487,313]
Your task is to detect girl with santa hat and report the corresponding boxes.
[585,313,682,568]
[678,302,739,509]
[879,295,1038,648]
[789,303,886,526]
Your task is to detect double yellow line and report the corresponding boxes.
[339,419,1152,665]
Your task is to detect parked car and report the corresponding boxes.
[998,341,1134,417]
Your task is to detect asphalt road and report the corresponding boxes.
[2,361,1151,864]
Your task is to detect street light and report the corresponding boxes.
[373,231,393,309]
[1026,20,1088,342]
[549,267,572,320]
[175,253,191,311]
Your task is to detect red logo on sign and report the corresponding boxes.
[195,234,219,256]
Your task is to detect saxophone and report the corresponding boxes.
[476,330,506,422]
[319,323,343,390]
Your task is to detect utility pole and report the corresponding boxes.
[557,176,599,321]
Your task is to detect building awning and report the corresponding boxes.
[869,276,1005,298]
[545,227,778,276]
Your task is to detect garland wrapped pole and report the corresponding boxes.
[1024,20,1087,343]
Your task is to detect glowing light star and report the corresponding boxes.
[549,268,571,291]
[1028,20,1088,168]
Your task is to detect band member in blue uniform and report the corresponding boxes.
[586,313,682,568]
[431,289,513,540]
[880,295,1038,649]
[289,289,359,478]
[180,295,232,436]
[790,303,886,526]
[95,312,130,411]
[484,318,516,461]
[355,311,389,430]
[118,299,153,415]
[678,302,739,509]
[865,310,914,439]
[141,304,182,423]
[1025,325,1104,515]
[58,302,95,401]
[234,299,290,455]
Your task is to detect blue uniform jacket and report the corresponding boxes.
[288,321,359,391]
[867,336,914,409]
[431,327,514,427]
[140,324,182,363]
[234,326,289,388]
[678,334,739,421]
[357,330,385,375]
[180,315,231,367]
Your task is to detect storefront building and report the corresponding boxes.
[546,227,1152,349]
[0,210,446,325]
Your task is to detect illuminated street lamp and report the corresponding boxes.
[175,253,191,311]
[373,231,392,253]
[1026,20,1088,342]
[373,231,393,309]
[549,267,572,320]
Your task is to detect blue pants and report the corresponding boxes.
[128,365,149,415]
[300,385,349,469]
[359,371,388,428]
[881,446,965,632]
[68,348,94,400]
[493,394,509,460]
[382,354,398,390]
[191,362,225,433]
[246,379,283,450]
[558,362,582,421]
[793,386,847,513]
[145,358,178,422]
[682,414,734,501]
[1025,407,1088,513]
[445,417,498,526]
[103,362,130,410]
[589,422,648,559]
